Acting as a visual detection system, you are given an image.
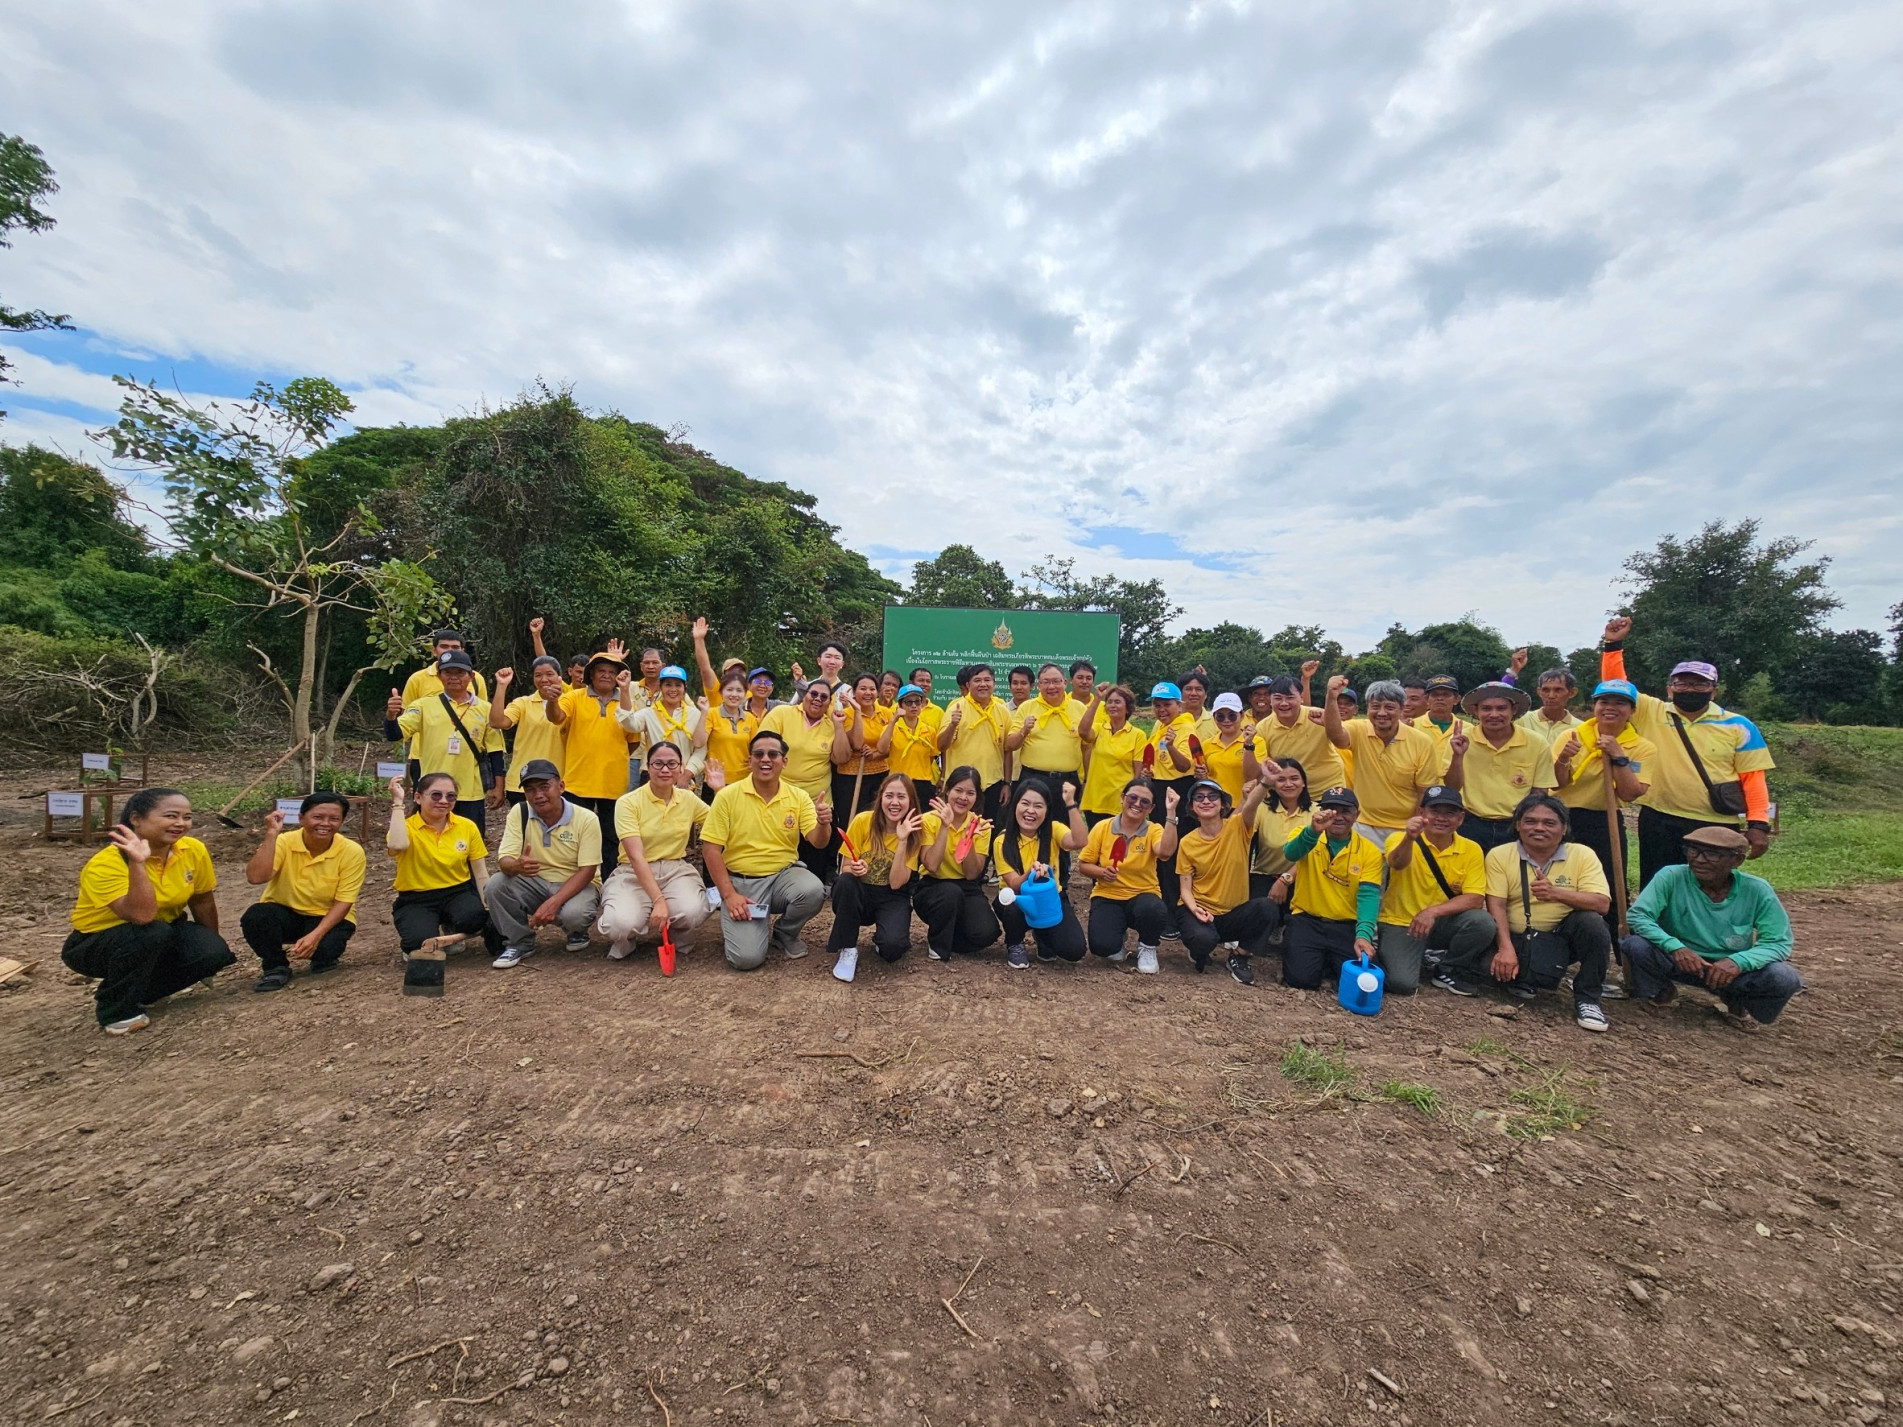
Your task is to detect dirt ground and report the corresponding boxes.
[1,756,1899,1427]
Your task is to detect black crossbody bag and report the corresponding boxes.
[1416,840,1458,900]
[1513,858,1571,989]
[1667,713,1747,818]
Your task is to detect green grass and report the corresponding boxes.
[1280,1042,1355,1093]
[1504,1069,1597,1138]
[1376,1080,1441,1114]
[1748,724,1903,891]
[1465,1036,1512,1058]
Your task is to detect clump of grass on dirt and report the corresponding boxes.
[1504,1069,1597,1138]
[1377,1080,1441,1115]
[1280,1042,1354,1094]
[1466,1036,1513,1058]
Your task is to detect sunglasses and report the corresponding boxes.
[751,749,785,760]
[1214,711,1240,721]
[1190,790,1223,803]
[421,790,457,802]
[1683,845,1735,860]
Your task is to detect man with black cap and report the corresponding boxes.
[484,761,602,969]
[1453,680,1556,853]
[1621,826,1800,1023]
[1278,785,1384,990]
[1409,674,1465,779]
[401,628,490,708]
[386,649,502,831]
[1378,786,1496,995]
[1600,617,1776,887]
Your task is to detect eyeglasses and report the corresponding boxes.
[649,761,681,772]
[1123,794,1154,808]
[1683,845,1735,861]
[1190,790,1222,803]
[421,790,456,802]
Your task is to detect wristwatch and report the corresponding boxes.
[1609,755,1632,768]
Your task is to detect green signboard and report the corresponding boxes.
[882,606,1120,703]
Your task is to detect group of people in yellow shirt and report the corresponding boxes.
[61,612,1790,1036]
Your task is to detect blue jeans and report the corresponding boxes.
[1619,934,1802,1023]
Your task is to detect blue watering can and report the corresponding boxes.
[1010,869,1065,929]
[1337,952,1384,1016]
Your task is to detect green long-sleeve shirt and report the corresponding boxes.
[1625,865,1793,972]
[1282,826,1382,941]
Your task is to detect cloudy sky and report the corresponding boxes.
[3,0,1898,653]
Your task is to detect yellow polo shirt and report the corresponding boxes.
[72,836,217,934]
[262,830,367,920]
[1201,733,1258,804]
[704,707,760,787]
[701,779,818,876]
[919,810,993,880]
[1175,815,1253,917]
[1340,719,1440,826]
[498,800,602,883]
[1187,709,1221,747]
[888,714,942,782]
[1256,710,1348,792]
[613,784,709,863]
[1379,831,1484,928]
[993,830,1059,879]
[1080,721,1149,815]
[1517,708,1584,749]
[1250,803,1307,877]
[402,665,489,708]
[619,699,699,766]
[1486,842,1609,933]
[501,694,567,793]
[1289,829,1384,922]
[393,813,487,893]
[1554,723,1658,813]
[556,689,635,800]
[396,695,496,800]
[841,809,918,881]
[1080,816,1166,901]
[943,696,1012,786]
[1017,696,1083,773]
[1626,694,1776,823]
[1459,726,1557,820]
[1407,714,1462,780]
[758,703,844,800]
[850,704,892,775]
[1146,712,1198,778]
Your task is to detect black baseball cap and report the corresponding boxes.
[518,759,561,784]
[1424,675,1460,695]
[437,650,475,672]
[1420,784,1464,810]
[1316,786,1360,810]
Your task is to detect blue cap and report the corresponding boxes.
[1149,682,1183,701]
[1592,678,1639,705]
[747,666,773,681]
[897,683,924,700]
[658,665,688,682]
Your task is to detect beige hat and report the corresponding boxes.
[1682,825,1749,852]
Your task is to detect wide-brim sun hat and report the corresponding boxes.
[1460,680,1531,716]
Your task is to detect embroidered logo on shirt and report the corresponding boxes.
[783,815,796,829]
[455,840,469,852]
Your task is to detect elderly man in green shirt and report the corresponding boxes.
[1620,826,1801,1023]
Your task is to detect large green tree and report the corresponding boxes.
[1018,556,1182,690]
[1617,520,1839,693]
[906,545,1017,610]
[0,134,72,418]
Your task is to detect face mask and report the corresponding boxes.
[1670,690,1712,713]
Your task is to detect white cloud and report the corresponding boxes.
[1,0,1897,653]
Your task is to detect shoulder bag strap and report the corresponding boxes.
[437,692,480,753]
[1416,839,1458,901]
[1667,712,1721,796]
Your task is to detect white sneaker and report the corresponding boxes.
[832,946,858,983]
[564,932,591,953]
[104,1013,150,1036]
[492,947,528,969]
[606,938,632,961]
[1136,944,1159,975]
[1575,1002,1609,1033]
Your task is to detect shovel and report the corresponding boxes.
[658,923,676,977]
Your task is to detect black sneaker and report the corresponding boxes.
[252,968,292,993]
[1431,970,1478,997]
[1006,945,1030,970]
[1227,955,1254,986]
[1507,983,1538,1001]
[1035,946,1057,965]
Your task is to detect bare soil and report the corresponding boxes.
[1,755,1899,1427]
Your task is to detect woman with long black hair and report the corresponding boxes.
[913,765,1000,963]
[63,787,235,1034]
[994,777,1088,970]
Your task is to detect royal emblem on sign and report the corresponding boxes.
[991,619,1013,650]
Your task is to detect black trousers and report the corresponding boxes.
[832,770,881,821]
[454,799,489,842]
[913,779,941,813]
[828,875,915,961]
[569,795,622,876]
[1461,815,1517,855]
[62,919,235,1026]
[391,880,495,954]
[1510,909,1611,1006]
[1149,775,1197,923]
[1637,806,1735,891]
[239,902,355,971]
[1283,913,1360,989]
[1566,809,1630,939]
[997,893,1087,961]
[505,789,526,808]
[978,779,1009,832]
[1084,892,1167,957]
[1180,898,1276,968]
[913,878,1000,956]
[1247,874,1290,952]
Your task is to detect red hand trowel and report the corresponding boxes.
[658,923,677,977]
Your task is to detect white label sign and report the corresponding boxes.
[81,753,113,772]
[376,761,408,780]
[275,798,304,826]
[47,792,85,818]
